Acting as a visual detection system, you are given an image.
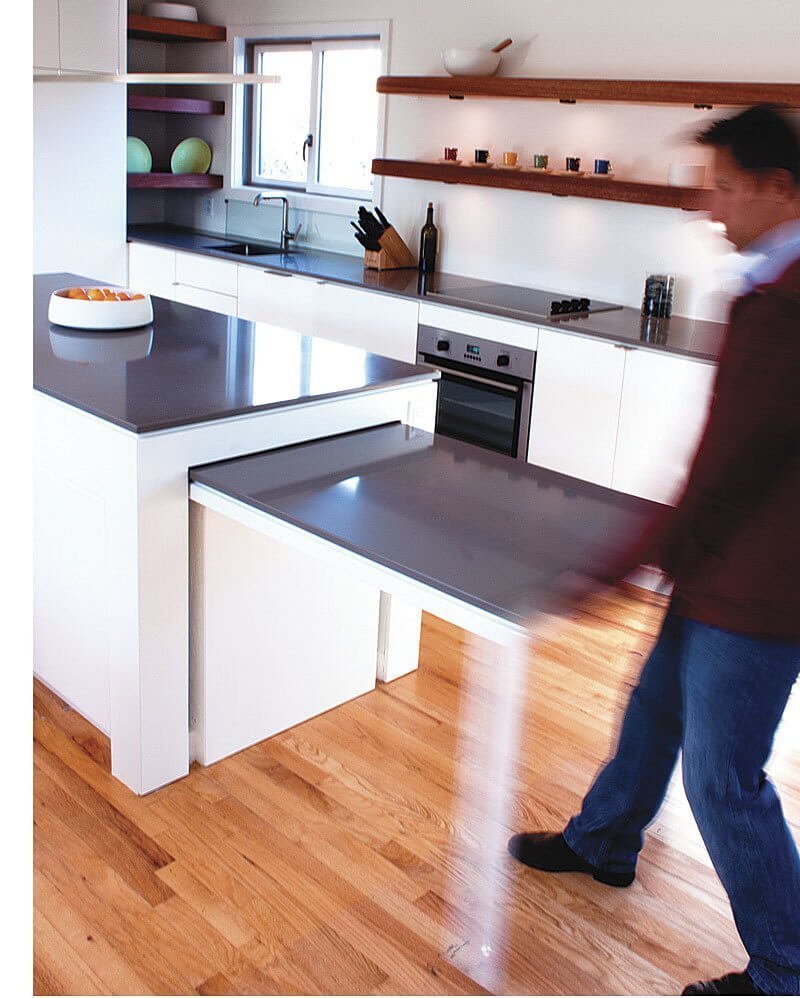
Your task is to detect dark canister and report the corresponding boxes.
[641,273,675,318]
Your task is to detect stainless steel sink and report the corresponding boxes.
[204,242,288,257]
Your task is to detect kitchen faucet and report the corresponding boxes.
[252,193,301,251]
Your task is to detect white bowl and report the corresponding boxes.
[143,2,198,21]
[48,287,154,330]
[442,48,501,77]
[49,327,154,364]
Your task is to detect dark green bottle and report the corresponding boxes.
[419,202,438,273]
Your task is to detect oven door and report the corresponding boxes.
[422,356,533,459]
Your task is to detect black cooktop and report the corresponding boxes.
[428,281,623,319]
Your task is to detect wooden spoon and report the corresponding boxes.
[491,38,513,53]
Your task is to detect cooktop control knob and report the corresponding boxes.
[437,339,450,351]
[579,297,590,310]
[497,353,510,367]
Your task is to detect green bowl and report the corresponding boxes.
[126,136,152,173]
[170,137,212,174]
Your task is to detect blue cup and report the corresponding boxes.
[594,158,612,175]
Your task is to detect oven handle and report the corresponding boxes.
[420,357,523,393]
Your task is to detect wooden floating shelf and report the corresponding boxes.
[376,76,800,107]
[127,173,223,190]
[128,14,226,43]
[127,94,225,115]
[371,159,712,211]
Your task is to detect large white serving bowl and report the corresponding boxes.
[142,2,199,21]
[48,288,154,330]
[442,48,501,76]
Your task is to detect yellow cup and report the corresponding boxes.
[502,151,518,167]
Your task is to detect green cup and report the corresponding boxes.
[533,154,549,169]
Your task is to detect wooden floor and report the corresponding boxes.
[34,585,800,996]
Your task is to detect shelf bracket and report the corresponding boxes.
[693,103,714,109]
[559,98,577,104]
[448,94,465,100]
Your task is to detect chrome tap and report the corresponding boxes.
[252,193,301,251]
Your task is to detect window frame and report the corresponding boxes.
[229,19,390,216]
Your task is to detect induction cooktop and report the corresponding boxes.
[427,281,623,320]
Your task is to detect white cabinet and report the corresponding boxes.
[34,0,60,70]
[528,326,717,503]
[35,0,121,74]
[128,243,177,300]
[237,267,320,332]
[174,252,238,316]
[528,328,626,487]
[612,349,715,504]
[418,301,538,350]
[315,282,419,363]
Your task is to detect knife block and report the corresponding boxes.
[363,226,417,270]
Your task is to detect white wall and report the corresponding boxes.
[34,81,127,284]
[145,0,798,318]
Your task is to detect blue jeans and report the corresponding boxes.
[563,611,800,995]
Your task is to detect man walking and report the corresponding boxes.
[509,104,800,996]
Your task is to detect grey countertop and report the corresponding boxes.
[129,223,727,362]
[34,272,437,434]
[190,422,660,626]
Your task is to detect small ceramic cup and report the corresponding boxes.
[533,153,549,169]
[565,156,581,172]
[475,148,490,164]
[502,151,518,167]
[444,147,459,161]
[594,158,612,175]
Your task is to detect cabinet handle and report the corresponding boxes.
[614,343,636,350]
[263,269,293,277]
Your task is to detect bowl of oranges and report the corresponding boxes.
[48,286,154,330]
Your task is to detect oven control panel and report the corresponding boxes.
[417,325,535,381]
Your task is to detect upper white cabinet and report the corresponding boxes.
[528,328,626,487]
[33,0,60,71]
[612,348,715,504]
[35,0,121,74]
[315,282,419,363]
[237,268,320,333]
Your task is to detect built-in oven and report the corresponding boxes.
[417,324,536,460]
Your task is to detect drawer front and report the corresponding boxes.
[175,251,239,297]
[172,283,237,316]
[418,302,539,350]
[128,243,177,300]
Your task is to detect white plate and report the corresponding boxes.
[468,160,494,167]
[48,287,154,330]
[437,158,463,165]
[143,2,198,21]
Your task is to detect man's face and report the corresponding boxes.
[709,147,787,250]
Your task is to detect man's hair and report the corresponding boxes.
[697,104,800,185]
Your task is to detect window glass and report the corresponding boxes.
[255,47,313,185]
[315,45,382,194]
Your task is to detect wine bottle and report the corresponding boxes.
[419,202,438,274]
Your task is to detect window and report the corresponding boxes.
[248,37,382,200]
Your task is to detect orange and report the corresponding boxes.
[67,287,89,300]
[87,288,104,301]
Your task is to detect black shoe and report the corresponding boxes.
[507,831,635,888]
[681,970,764,995]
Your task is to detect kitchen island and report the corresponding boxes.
[33,273,439,794]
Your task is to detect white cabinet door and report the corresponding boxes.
[59,0,120,73]
[172,284,237,317]
[315,282,420,362]
[612,349,716,505]
[528,328,625,487]
[128,243,177,300]
[237,267,320,332]
[34,0,60,70]
[175,251,238,298]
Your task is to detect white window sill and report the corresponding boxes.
[229,186,377,218]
